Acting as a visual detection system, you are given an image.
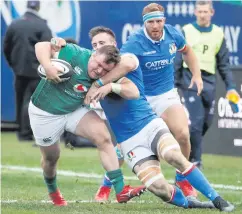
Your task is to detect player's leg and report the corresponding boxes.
[95,144,124,202]
[161,103,199,196]
[67,108,145,203]
[161,103,190,160]
[133,159,211,208]
[182,89,205,167]
[121,119,213,209]
[199,89,216,167]
[28,101,67,206]
[155,130,234,212]
[147,89,195,197]
[95,117,124,201]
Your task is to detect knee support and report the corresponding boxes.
[157,133,181,159]
[136,165,164,188]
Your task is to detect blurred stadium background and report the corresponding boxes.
[1,1,242,213]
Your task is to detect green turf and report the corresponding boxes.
[1,132,242,214]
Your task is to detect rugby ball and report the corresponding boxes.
[37,59,74,80]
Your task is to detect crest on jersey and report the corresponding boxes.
[169,43,177,55]
[127,150,136,161]
[73,84,87,93]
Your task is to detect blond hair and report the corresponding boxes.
[142,3,165,16]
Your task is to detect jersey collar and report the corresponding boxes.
[192,22,213,32]
[143,27,165,44]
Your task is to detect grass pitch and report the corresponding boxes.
[1,132,242,214]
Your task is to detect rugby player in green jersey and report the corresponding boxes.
[29,39,145,206]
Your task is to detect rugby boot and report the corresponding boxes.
[116,185,146,203]
[49,189,67,206]
[212,196,235,212]
[94,186,112,202]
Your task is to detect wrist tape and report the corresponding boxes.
[111,83,121,95]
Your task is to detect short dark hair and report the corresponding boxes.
[27,0,40,11]
[89,26,116,40]
[195,0,214,9]
[96,45,120,65]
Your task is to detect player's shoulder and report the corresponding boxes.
[126,28,144,43]
[164,24,184,42]
[165,24,184,38]
[164,24,180,34]
[121,29,144,54]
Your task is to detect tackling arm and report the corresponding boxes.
[94,54,139,87]
[115,77,140,100]
[90,77,140,102]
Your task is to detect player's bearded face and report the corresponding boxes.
[92,33,117,51]
[88,53,115,79]
[195,5,214,27]
[145,18,165,41]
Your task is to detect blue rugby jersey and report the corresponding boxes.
[100,66,157,143]
[121,24,186,96]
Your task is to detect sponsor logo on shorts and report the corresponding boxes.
[127,150,136,161]
[43,137,52,143]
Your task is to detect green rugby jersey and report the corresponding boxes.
[31,44,93,115]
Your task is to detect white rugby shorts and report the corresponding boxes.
[120,118,169,169]
[146,88,182,117]
[28,101,90,146]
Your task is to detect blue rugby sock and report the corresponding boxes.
[102,173,112,188]
[183,165,219,200]
[168,186,188,208]
[175,170,186,182]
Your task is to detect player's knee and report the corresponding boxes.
[92,130,112,149]
[163,149,185,167]
[148,180,171,201]
[136,164,170,199]
[175,127,190,146]
[157,133,181,160]
[42,153,59,167]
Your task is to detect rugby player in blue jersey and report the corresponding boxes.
[120,3,205,198]
[86,26,234,212]
[88,3,202,198]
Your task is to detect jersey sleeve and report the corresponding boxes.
[172,27,187,52]
[120,41,137,55]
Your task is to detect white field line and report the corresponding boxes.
[1,165,242,191]
[1,200,242,206]
[0,200,147,204]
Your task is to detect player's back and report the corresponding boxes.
[100,66,157,143]
[121,25,186,96]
